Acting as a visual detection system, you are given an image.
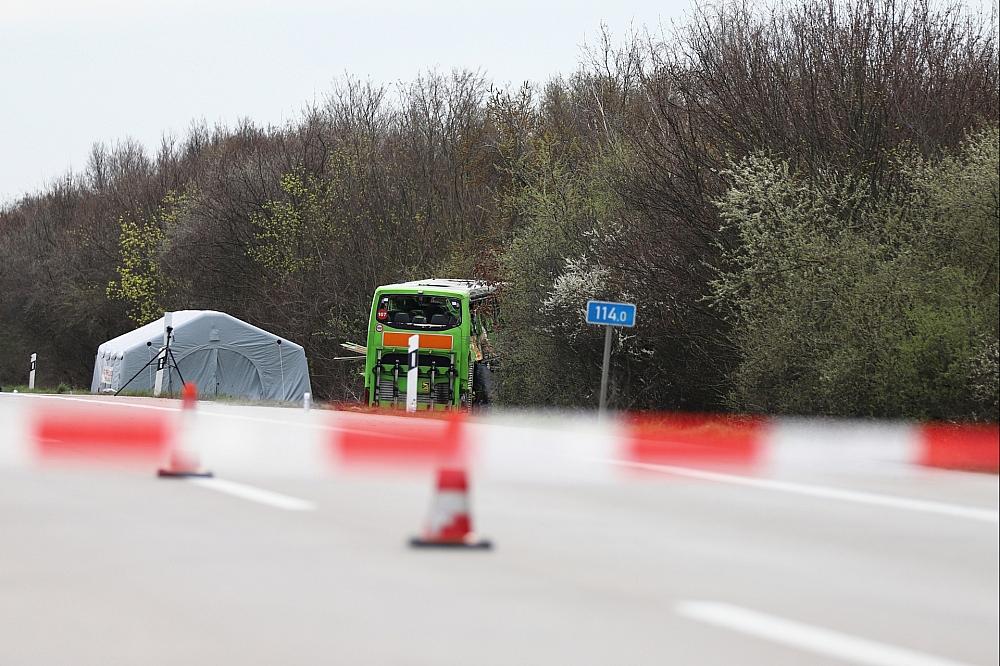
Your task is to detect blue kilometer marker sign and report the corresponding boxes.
[586,300,637,327]
[587,300,638,417]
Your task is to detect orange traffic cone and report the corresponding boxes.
[409,467,491,549]
[158,382,212,478]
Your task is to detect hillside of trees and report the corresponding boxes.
[1,0,997,420]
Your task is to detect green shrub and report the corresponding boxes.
[711,128,999,420]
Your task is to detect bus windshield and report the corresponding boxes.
[374,294,462,331]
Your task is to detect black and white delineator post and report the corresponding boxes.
[153,313,172,397]
[28,353,36,390]
[406,334,419,413]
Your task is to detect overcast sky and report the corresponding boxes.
[0,0,692,204]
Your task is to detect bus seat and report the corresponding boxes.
[393,312,411,324]
[430,314,448,325]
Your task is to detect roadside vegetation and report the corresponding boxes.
[1,0,996,420]
[0,384,75,394]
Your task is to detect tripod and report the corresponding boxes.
[114,326,187,396]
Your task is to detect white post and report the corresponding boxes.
[153,348,167,397]
[406,334,419,413]
[153,313,172,397]
[28,353,36,390]
[303,392,312,411]
[276,339,285,399]
[146,342,155,389]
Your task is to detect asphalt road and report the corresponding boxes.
[1,398,997,665]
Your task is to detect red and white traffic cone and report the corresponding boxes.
[409,467,491,549]
[157,382,212,478]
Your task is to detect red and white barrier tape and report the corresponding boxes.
[1,394,996,477]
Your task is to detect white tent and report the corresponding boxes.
[91,310,311,401]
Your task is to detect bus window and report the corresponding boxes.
[374,294,462,331]
[470,298,499,361]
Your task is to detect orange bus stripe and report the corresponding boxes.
[382,332,454,350]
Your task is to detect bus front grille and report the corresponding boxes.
[375,377,452,405]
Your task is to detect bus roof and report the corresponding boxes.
[377,278,497,300]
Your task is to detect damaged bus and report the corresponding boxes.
[363,279,498,410]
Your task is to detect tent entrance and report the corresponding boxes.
[214,349,264,399]
[172,348,264,399]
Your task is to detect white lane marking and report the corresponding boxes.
[1,392,454,437]
[2,392,323,428]
[1,392,180,411]
[676,601,973,666]
[603,460,999,524]
[187,477,316,511]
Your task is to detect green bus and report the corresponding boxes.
[364,279,498,410]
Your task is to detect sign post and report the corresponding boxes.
[586,300,637,417]
[406,334,419,413]
[28,353,36,390]
[599,327,613,414]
